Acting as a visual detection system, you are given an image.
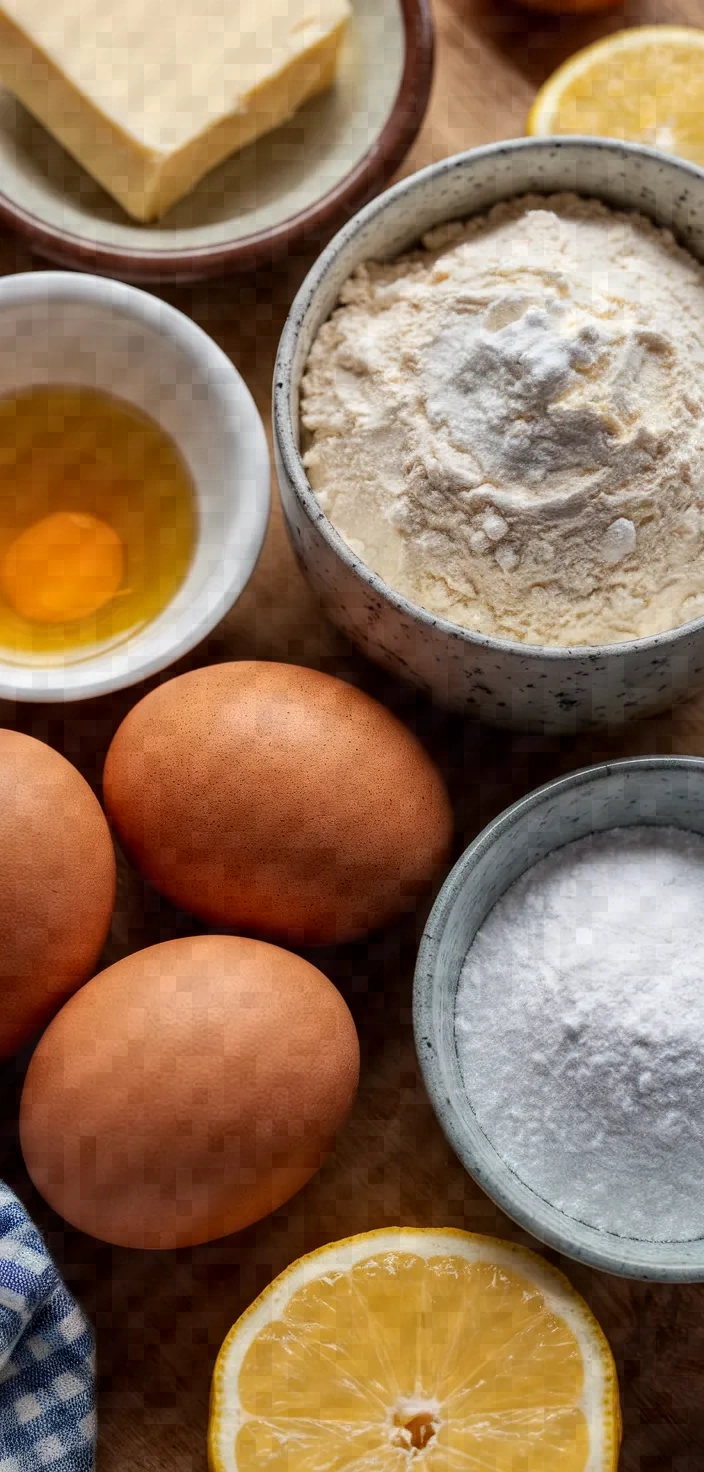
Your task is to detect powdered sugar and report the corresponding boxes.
[455,826,704,1241]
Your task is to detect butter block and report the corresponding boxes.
[0,0,351,221]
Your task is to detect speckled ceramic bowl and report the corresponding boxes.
[414,755,704,1281]
[274,137,704,733]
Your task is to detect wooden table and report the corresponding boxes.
[2,0,704,1466]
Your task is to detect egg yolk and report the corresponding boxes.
[0,511,124,623]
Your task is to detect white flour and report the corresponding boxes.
[454,826,704,1241]
[301,194,704,646]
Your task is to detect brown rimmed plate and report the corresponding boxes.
[0,0,433,284]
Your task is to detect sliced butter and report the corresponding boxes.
[0,0,351,221]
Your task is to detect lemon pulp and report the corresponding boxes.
[527,26,704,167]
[209,1229,621,1472]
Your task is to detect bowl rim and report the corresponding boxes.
[274,133,704,664]
[0,0,434,284]
[413,753,704,1281]
[0,270,271,703]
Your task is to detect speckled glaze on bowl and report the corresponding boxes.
[414,755,704,1281]
[273,137,704,733]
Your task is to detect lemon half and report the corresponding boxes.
[528,25,704,167]
[209,1227,621,1472]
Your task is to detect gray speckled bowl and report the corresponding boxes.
[414,755,704,1281]
[273,137,704,733]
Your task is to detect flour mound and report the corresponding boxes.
[301,195,704,647]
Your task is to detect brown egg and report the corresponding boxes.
[0,729,115,1056]
[102,661,452,944]
[20,935,360,1249]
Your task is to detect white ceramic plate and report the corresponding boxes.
[0,0,433,282]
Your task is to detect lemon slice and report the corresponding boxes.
[209,1227,621,1472]
[528,26,704,166]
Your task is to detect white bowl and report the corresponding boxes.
[274,138,704,733]
[0,271,270,701]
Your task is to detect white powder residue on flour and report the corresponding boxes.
[455,826,704,1241]
[301,194,704,646]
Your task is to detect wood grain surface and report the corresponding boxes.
[2,1,704,1467]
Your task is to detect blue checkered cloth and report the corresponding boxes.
[0,1182,95,1470]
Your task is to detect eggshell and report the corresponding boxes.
[0,729,115,1056]
[19,934,360,1249]
[102,661,453,944]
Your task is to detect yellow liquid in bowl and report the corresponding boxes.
[0,385,197,663]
